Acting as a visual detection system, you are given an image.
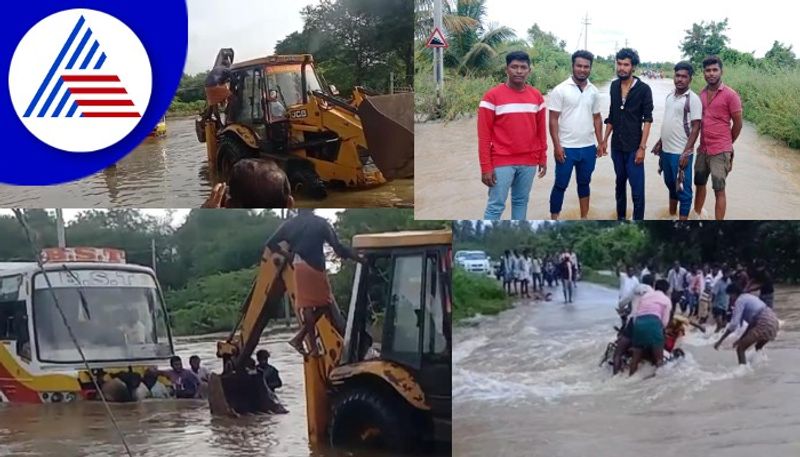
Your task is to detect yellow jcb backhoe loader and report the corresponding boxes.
[195,48,414,199]
[207,229,452,452]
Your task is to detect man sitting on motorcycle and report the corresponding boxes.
[613,274,655,375]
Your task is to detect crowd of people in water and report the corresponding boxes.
[612,259,778,375]
[100,350,282,403]
[488,249,779,375]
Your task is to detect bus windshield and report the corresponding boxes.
[32,269,172,363]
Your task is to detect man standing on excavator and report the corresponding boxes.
[266,209,365,357]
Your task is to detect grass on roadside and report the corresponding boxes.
[691,64,800,149]
[168,99,205,118]
[580,267,619,289]
[453,268,511,322]
[415,60,613,122]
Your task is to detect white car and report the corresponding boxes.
[455,250,491,275]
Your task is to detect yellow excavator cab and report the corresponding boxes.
[208,229,452,452]
[352,230,452,249]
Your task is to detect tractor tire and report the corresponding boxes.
[216,135,255,183]
[329,387,419,452]
[288,162,327,200]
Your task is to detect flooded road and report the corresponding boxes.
[415,78,800,219]
[453,281,800,457]
[0,329,401,457]
[0,118,413,208]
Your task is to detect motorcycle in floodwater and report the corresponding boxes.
[599,304,690,371]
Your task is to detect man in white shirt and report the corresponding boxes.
[548,50,604,220]
[120,310,147,345]
[667,261,689,312]
[618,265,640,302]
[613,273,654,375]
[651,61,702,220]
[639,262,652,280]
[520,250,532,298]
[531,255,543,291]
[189,355,210,399]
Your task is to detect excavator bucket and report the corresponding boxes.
[358,93,414,180]
[208,373,236,416]
[208,371,289,416]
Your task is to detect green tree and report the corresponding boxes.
[415,0,478,42]
[443,0,515,75]
[680,19,730,65]
[527,24,565,51]
[276,0,413,93]
[718,48,757,67]
[764,41,797,68]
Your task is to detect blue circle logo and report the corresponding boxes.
[2,1,187,184]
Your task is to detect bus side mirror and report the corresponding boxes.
[329,85,339,96]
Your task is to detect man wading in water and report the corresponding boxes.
[651,61,702,220]
[602,48,653,220]
[693,55,743,220]
[714,284,779,364]
[547,50,604,220]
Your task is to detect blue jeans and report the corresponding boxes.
[549,145,597,214]
[611,149,645,220]
[484,165,537,220]
[661,152,694,217]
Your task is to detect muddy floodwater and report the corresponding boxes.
[454,281,800,457]
[415,78,800,220]
[0,329,410,457]
[0,118,413,208]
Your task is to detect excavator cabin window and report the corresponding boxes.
[231,67,265,126]
[345,247,449,370]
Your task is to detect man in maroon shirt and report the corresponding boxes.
[693,55,743,220]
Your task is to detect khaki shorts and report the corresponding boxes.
[694,152,731,191]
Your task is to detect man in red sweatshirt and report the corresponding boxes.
[478,51,548,220]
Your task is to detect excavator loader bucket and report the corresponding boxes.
[358,93,414,180]
[208,373,237,416]
[208,371,289,416]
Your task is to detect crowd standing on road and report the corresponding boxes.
[477,47,742,221]
[496,248,581,302]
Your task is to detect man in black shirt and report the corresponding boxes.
[256,349,283,391]
[266,209,363,356]
[601,48,654,220]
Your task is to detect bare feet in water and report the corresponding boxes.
[288,339,308,356]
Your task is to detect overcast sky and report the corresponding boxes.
[485,0,798,63]
[184,0,320,74]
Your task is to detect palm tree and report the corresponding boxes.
[415,0,478,42]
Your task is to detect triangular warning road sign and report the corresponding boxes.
[426,27,448,48]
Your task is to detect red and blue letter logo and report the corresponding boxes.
[2,1,187,184]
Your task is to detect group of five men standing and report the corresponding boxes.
[477,48,743,220]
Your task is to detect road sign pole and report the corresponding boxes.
[434,0,444,111]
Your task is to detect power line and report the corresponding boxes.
[12,209,133,457]
[582,12,591,51]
